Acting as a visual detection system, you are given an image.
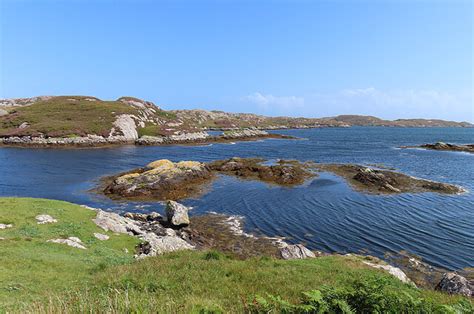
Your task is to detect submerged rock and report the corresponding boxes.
[280,244,316,260]
[36,214,57,224]
[166,201,190,227]
[435,272,473,297]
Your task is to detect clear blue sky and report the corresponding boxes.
[1,0,472,122]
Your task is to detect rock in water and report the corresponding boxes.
[280,244,316,259]
[36,214,57,224]
[435,272,472,297]
[166,201,190,227]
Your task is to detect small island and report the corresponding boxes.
[402,142,474,154]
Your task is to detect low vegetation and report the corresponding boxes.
[0,198,472,312]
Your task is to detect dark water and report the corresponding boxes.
[1,127,473,270]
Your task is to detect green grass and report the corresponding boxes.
[0,96,138,137]
[0,198,472,313]
[0,197,139,309]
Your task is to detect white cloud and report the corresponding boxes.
[241,88,473,122]
[244,92,305,110]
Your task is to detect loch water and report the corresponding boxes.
[1,127,473,270]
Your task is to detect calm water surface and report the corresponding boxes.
[1,127,473,270]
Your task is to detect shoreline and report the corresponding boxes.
[0,132,297,149]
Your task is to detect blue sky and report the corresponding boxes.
[1,0,472,122]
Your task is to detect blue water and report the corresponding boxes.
[1,127,473,270]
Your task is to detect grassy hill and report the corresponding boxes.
[0,198,472,312]
[0,96,471,141]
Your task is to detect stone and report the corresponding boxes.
[93,210,143,235]
[136,233,194,258]
[280,244,316,260]
[112,114,138,140]
[0,108,8,116]
[166,201,190,226]
[36,214,57,224]
[435,272,472,297]
[94,233,110,241]
[0,223,13,229]
[19,122,30,129]
[363,261,411,284]
[47,237,86,249]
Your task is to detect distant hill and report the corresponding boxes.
[324,114,473,128]
[0,96,471,140]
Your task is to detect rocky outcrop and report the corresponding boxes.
[36,214,57,224]
[209,158,316,186]
[0,135,133,147]
[415,142,474,154]
[0,96,54,107]
[280,244,316,260]
[222,129,269,139]
[166,200,190,226]
[363,261,412,284]
[91,207,194,258]
[317,164,465,195]
[104,159,213,200]
[112,114,139,140]
[47,237,86,249]
[135,132,210,145]
[435,273,473,297]
[93,233,110,241]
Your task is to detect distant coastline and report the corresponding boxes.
[1,95,472,148]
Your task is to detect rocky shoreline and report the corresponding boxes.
[0,129,295,148]
[401,142,474,154]
[85,200,473,296]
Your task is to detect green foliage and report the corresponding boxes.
[249,276,474,313]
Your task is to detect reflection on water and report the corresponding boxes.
[0,127,473,270]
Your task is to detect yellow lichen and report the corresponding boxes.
[147,159,174,169]
[176,161,203,170]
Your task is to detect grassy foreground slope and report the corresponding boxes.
[0,198,472,313]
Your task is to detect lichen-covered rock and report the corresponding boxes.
[166,201,190,227]
[36,214,57,224]
[93,210,143,235]
[362,261,411,284]
[280,244,316,260]
[135,233,194,258]
[93,233,110,241]
[104,159,213,200]
[47,237,86,249]
[435,272,472,297]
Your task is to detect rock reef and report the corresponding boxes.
[103,158,316,201]
[316,164,464,195]
[402,142,474,154]
[103,159,214,200]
